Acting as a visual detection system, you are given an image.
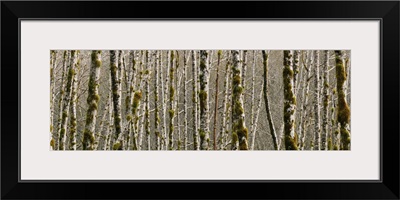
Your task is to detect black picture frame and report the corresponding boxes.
[1,1,399,199]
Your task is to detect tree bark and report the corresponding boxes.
[335,50,351,150]
[50,50,57,149]
[191,50,200,150]
[69,52,80,150]
[199,50,210,150]
[110,50,123,150]
[183,51,188,150]
[321,50,330,150]
[55,51,69,150]
[231,50,249,150]
[219,51,231,150]
[313,50,321,150]
[82,50,101,150]
[283,50,298,150]
[154,50,161,150]
[168,51,175,150]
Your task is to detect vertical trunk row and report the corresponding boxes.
[199,50,210,150]
[231,50,249,150]
[82,50,101,150]
[283,50,298,150]
[298,51,313,150]
[262,50,278,150]
[322,50,330,150]
[58,50,77,150]
[191,50,200,150]
[55,51,69,150]
[313,50,321,150]
[335,50,351,150]
[69,52,80,150]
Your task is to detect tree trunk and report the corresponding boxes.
[219,51,231,150]
[55,51,69,150]
[335,50,351,150]
[168,51,175,150]
[50,50,57,150]
[110,50,123,150]
[321,50,330,150]
[250,81,264,150]
[298,51,313,150]
[199,50,210,150]
[191,50,200,150]
[82,50,101,150]
[293,50,300,96]
[212,50,221,150]
[262,50,278,150]
[145,50,151,150]
[69,52,80,150]
[231,50,248,150]
[58,50,77,150]
[283,50,298,150]
[313,50,321,150]
[154,50,161,150]
[249,50,256,150]
[183,51,188,150]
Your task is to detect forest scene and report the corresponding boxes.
[50,50,351,151]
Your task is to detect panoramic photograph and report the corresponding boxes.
[50,50,351,151]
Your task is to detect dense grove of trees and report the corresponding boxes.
[50,50,351,150]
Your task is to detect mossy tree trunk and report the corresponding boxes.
[313,50,321,150]
[283,50,298,150]
[322,50,330,150]
[50,50,57,149]
[231,50,249,150]
[110,50,123,150]
[199,50,210,150]
[168,51,175,150]
[58,50,77,150]
[154,50,161,150]
[191,50,200,150]
[69,52,80,150]
[82,50,101,150]
[293,50,300,96]
[262,50,278,150]
[55,51,69,150]
[335,50,351,150]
